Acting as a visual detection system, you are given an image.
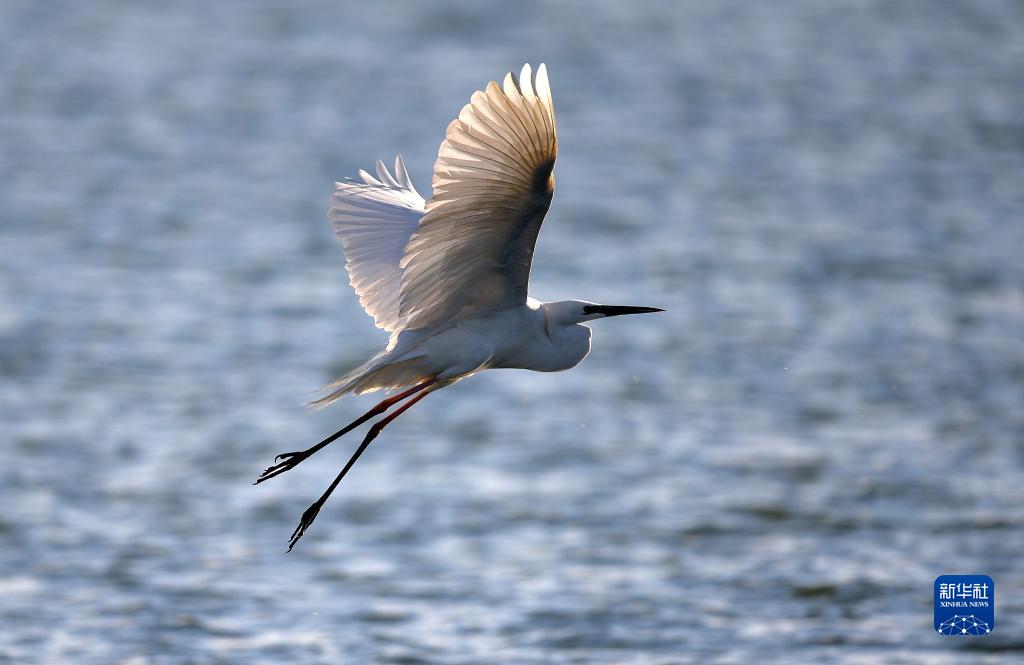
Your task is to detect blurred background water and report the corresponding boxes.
[2,1,1023,663]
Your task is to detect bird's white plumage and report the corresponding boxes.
[399,63,558,329]
[329,156,424,334]
[330,64,558,340]
[320,64,601,402]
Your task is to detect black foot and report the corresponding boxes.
[287,500,324,551]
[255,450,308,484]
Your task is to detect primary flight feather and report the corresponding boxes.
[257,64,662,550]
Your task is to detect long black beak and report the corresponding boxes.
[583,304,665,318]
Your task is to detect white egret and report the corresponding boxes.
[258,64,663,550]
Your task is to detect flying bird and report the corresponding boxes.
[258,64,662,550]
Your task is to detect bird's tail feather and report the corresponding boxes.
[310,353,432,409]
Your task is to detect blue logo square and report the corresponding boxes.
[934,574,994,635]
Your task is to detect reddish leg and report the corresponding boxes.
[256,378,436,484]
[287,387,436,551]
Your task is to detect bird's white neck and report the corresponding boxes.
[537,301,593,371]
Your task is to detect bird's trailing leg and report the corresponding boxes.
[287,385,437,551]
[256,378,437,484]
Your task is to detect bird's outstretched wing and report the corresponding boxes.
[329,156,425,334]
[398,63,557,330]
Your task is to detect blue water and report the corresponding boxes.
[2,1,1023,662]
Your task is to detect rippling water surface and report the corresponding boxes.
[2,1,1023,662]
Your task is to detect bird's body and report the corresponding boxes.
[330,298,594,398]
[258,64,661,549]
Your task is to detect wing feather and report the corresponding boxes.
[329,156,424,334]
[398,63,557,328]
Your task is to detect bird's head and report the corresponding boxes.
[544,299,664,325]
